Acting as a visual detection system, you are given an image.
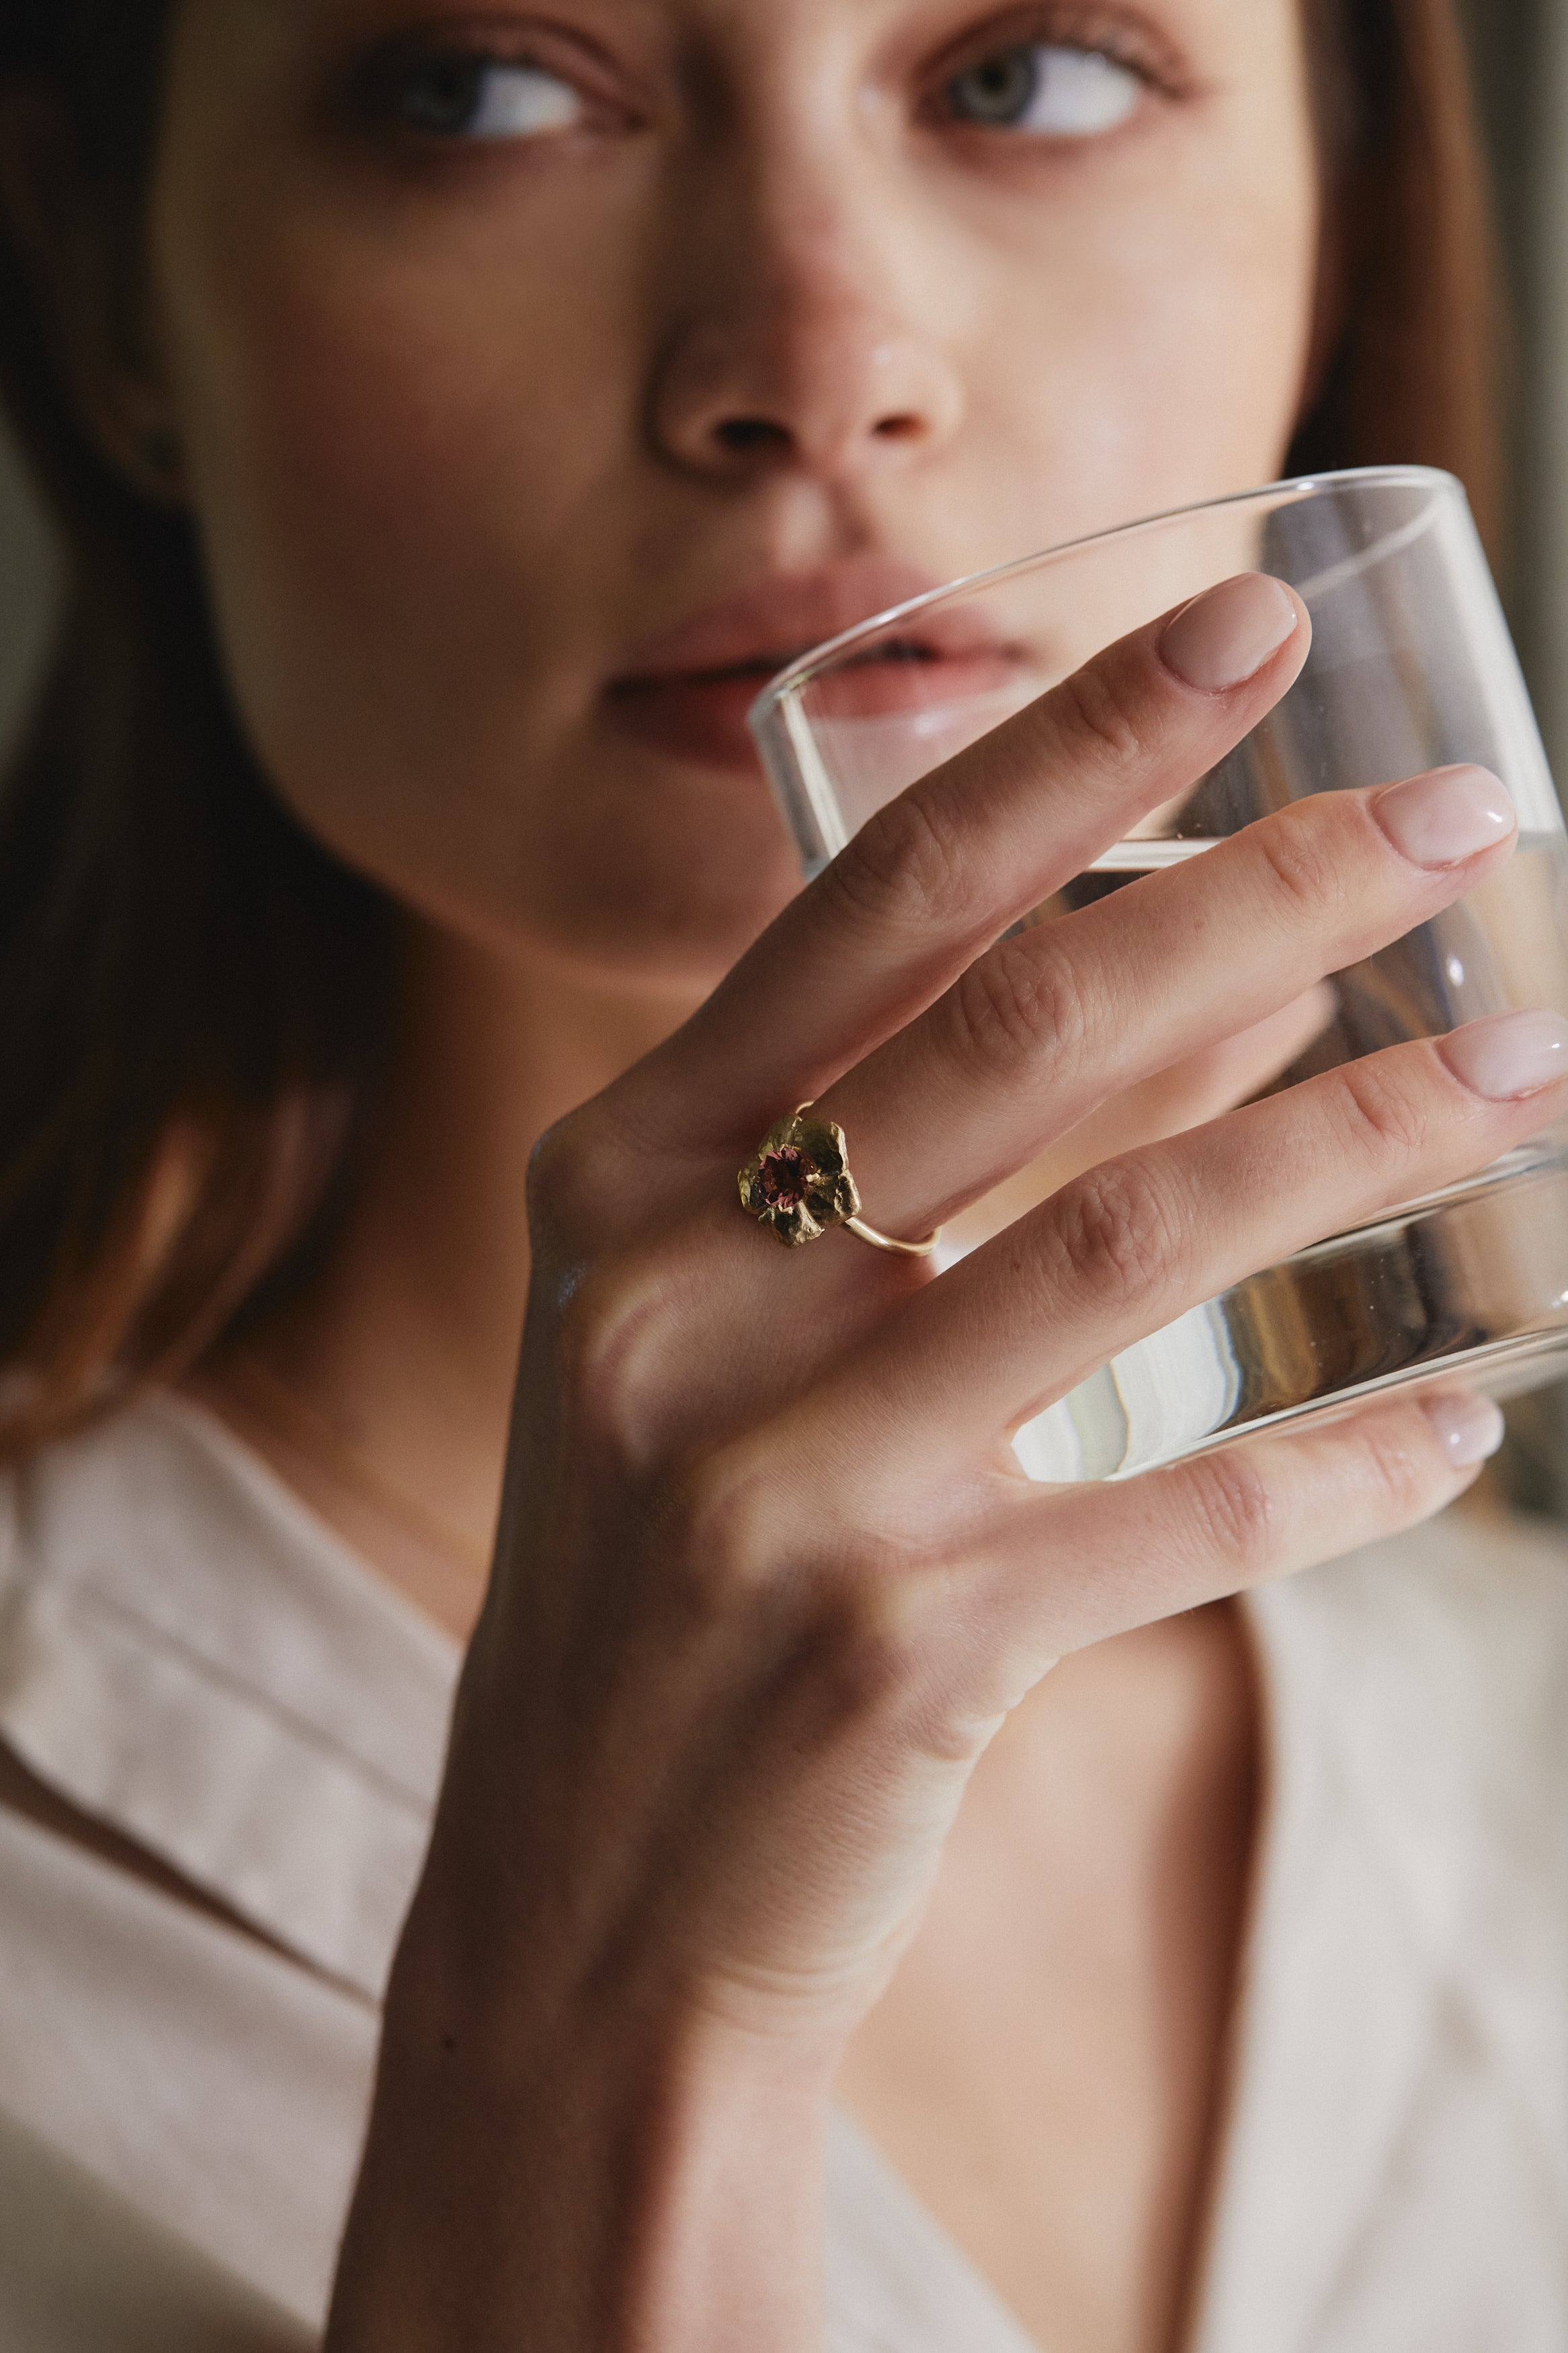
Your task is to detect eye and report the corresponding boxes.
[394,55,586,141]
[944,43,1143,136]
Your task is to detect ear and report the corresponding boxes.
[0,80,185,506]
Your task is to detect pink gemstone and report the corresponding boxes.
[756,1145,809,1211]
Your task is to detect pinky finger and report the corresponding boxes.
[989,1386,1504,1662]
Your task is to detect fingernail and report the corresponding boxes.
[1421,1390,1505,1468]
[1372,766,1515,868]
[1439,1009,1568,1100]
[1159,575,1298,692]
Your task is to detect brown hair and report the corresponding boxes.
[0,0,1509,1457]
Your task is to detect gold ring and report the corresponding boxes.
[737,1105,940,1257]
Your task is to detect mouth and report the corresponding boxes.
[603,561,1028,772]
[600,659,804,773]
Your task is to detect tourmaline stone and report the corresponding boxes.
[756,1145,810,1211]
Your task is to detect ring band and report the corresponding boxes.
[737,1105,941,1257]
[841,1215,940,1258]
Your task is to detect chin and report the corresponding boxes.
[545,867,800,994]
[503,741,804,980]
[427,823,800,1000]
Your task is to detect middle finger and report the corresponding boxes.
[798,1008,1568,1497]
[819,763,1518,1238]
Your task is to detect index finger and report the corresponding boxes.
[659,573,1309,1142]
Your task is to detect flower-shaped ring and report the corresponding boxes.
[737,1105,940,1257]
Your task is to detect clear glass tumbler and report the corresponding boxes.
[750,467,1568,1482]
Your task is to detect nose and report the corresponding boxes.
[649,212,966,485]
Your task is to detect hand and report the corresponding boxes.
[940,979,1337,1250]
[331,576,1552,2350]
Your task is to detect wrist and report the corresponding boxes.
[330,1890,839,2353]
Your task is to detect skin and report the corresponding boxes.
[1,2,1560,2349]
[147,0,1321,969]
[132,0,1329,1604]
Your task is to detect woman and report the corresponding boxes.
[0,1,1562,2348]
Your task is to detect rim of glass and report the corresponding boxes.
[749,463,1462,720]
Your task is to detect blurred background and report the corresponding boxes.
[1425,0,1568,1515]
[0,3,1565,1510]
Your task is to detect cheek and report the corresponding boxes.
[1121,182,1318,483]
[948,115,1321,561]
[162,203,630,783]
[153,200,798,982]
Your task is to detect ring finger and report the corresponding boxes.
[817,763,1518,1240]
[796,1012,1568,1496]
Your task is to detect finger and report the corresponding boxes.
[823,764,1518,1238]
[940,983,1335,1254]
[810,1011,1568,1486]
[972,1386,1505,1665]
[1071,981,1337,1152]
[657,574,1309,1135]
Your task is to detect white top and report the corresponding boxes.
[0,1393,1565,2350]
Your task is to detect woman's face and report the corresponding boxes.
[148,0,1323,988]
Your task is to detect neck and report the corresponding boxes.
[202,916,703,1635]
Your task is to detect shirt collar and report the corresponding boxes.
[0,1392,459,1998]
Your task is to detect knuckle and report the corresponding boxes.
[527,1103,641,1254]
[553,1261,667,1455]
[1180,1447,1281,1579]
[658,1443,782,1618]
[949,932,1090,1085]
[662,1459,917,1714]
[1253,805,1347,918]
[527,1109,595,1231]
[794,1568,938,1737]
[1047,1160,1186,1305]
[825,782,971,936]
[1050,656,1149,771]
[1335,1056,1432,1160]
[1348,1410,1435,1521]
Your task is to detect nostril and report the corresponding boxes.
[714,417,792,455]
[874,414,923,441]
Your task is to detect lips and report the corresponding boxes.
[603,558,1026,771]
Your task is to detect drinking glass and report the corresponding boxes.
[750,467,1568,1482]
